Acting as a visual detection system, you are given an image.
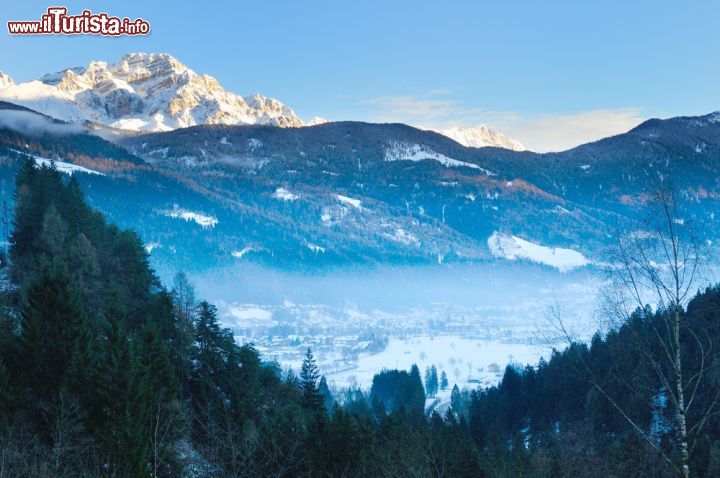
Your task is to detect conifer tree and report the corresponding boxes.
[440,370,449,391]
[451,385,461,414]
[408,364,426,416]
[300,348,323,412]
[194,301,227,376]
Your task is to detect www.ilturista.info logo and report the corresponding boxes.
[7,7,150,36]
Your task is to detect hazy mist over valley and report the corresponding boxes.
[187,262,600,389]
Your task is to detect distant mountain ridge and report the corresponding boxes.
[0,52,526,150]
[0,100,718,274]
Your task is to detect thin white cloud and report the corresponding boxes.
[495,109,646,153]
[361,91,486,125]
[361,91,647,152]
[0,110,84,136]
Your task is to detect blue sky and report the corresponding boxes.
[2,0,719,151]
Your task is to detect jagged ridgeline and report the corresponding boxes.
[3,100,720,275]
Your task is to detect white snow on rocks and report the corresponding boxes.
[232,247,260,258]
[336,194,362,209]
[384,228,420,247]
[273,187,299,201]
[0,53,303,132]
[32,156,104,176]
[10,148,106,176]
[385,142,495,174]
[144,241,161,253]
[307,243,326,253]
[0,72,13,90]
[34,156,105,176]
[487,232,590,272]
[433,125,526,151]
[161,205,218,228]
[305,117,329,126]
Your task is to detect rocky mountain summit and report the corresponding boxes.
[0,53,302,131]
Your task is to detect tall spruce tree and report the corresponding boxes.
[300,348,323,412]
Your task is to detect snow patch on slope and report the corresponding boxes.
[274,187,299,201]
[32,156,105,176]
[161,205,218,228]
[11,149,105,176]
[487,232,590,272]
[307,243,326,253]
[336,194,362,209]
[232,246,261,258]
[384,228,420,247]
[385,142,494,174]
[144,241,161,254]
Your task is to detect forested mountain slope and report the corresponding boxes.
[2,101,720,273]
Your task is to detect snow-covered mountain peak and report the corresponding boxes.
[0,72,13,90]
[306,117,330,126]
[0,52,303,131]
[437,125,526,151]
[113,52,189,78]
[705,111,720,124]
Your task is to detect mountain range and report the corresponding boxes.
[0,53,522,150]
[0,54,718,275]
[0,53,302,131]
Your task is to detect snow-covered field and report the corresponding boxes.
[322,334,542,390]
[487,231,590,272]
[160,205,218,228]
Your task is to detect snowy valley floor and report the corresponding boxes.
[190,262,601,405]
